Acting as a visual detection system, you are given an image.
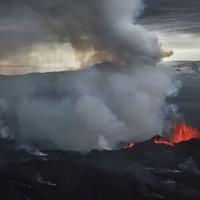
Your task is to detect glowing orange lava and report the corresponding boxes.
[154,122,200,146]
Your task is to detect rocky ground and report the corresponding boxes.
[0,137,200,200]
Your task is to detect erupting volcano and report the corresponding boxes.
[154,122,200,146]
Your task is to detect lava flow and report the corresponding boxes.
[154,122,200,146]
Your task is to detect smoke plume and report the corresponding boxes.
[0,63,179,151]
[0,0,179,151]
[0,0,162,71]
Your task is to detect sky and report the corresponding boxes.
[141,0,200,61]
[0,0,199,74]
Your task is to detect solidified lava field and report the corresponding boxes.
[0,137,200,200]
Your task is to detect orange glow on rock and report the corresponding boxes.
[154,122,200,146]
[125,143,135,149]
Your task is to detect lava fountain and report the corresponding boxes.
[154,122,200,146]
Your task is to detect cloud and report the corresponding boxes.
[0,0,161,72]
[141,0,200,34]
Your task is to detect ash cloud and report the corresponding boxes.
[0,0,179,151]
[0,0,162,70]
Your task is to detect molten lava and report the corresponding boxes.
[124,142,135,149]
[154,122,200,146]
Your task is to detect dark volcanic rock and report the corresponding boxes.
[0,138,200,199]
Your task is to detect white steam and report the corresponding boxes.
[103,0,161,60]
[0,0,179,151]
[0,63,178,151]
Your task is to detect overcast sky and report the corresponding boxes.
[141,0,200,61]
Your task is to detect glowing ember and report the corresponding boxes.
[154,122,200,146]
[125,143,135,149]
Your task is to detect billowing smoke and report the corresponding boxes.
[0,0,162,71]
[0,63,179,151]
[0,0,179,151]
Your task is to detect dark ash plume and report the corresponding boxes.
[0,0,162,70]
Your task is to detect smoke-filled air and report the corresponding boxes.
[0,0,179,151]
